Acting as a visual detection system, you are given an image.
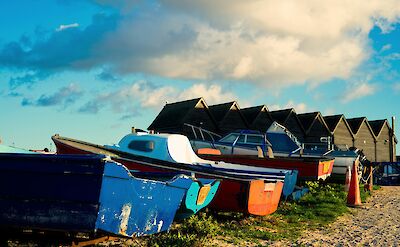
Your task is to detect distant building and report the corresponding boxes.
[297,112,331,144]
[270,108,306,142]
[241,105,274,132]
[148,98,218,139]
[208,101,249,135]
[369,119,395,162]
[347,117,376,161]
[324,115,354,150]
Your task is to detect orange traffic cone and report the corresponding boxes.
[347,157,362,207]
[344,166,351,192]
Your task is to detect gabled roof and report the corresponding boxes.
[269,108,306,133]
[148,97,216,130]
[346,117,365,135]
[269,108,295,124]
[346,117,376,139]
[324,114,354,137]
[297,112,330,135]
[368,119,389,138]
[241,105,269,125]
[209,101,248,126]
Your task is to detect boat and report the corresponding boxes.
[0,153,198,238]
[190,122,359,181]
[52,133,298,216]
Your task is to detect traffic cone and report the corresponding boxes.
[344,166,351,192]
[347,157,362,207]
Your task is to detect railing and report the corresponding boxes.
[183,123,221,142]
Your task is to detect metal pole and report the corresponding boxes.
[391,116,396,162]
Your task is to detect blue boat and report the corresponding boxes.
[0,153,199,237]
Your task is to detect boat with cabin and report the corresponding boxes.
[52,132,298,216]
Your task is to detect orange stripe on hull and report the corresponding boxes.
[248,180,283,216]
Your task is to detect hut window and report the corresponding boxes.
[128,141,155,152]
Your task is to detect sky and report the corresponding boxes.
[0,0,400,153]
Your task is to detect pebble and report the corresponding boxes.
[289,186,400,247]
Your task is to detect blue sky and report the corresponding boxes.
[0,1,400,153]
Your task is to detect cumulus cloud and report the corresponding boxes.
[22,83,83,107]
[79,81,238,114]
[341,82,378,103]
[56,23,79,32]
[1,1,400,89]
[269,100,309,113]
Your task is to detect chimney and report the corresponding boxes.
[392,116,396,161]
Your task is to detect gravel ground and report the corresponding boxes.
[273,186,400,247]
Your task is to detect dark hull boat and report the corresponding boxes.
[52,134,298,216]
[0,153,196,237]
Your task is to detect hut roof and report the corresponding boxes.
[297,112,330,134]
[368,119,389,138]
[241,105,269,125]
[148,97,215,130]
[347,117,376,138]
[324,114,354,137]
[209,101,248,126]
[270,108,294,124]
[270,108,306,133]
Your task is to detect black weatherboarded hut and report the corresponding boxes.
[209,101,249,135]
[241,105,274,132]
[269,108,306,142]
[147,98,218,139]
[324,115,355,150]
[347,117,376,161]
[369,119,392,162]
[297,112,331,144]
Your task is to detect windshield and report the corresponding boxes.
[267,133,300,152]
[220,133,245,144]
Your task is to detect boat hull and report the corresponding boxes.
[201,154,334,182]
[0,153,193,237]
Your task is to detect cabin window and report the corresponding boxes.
[246,134,264,145]
[128,140,155,152]
[220,134,239,143]
[220,133,245,144]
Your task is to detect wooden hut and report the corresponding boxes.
[241,105,274,132]
[324,115,355,150]
[369,119,393,162]
[347,117,376,161]
[148,98,218,139]
[209,101,249,135]
[297,112,331,144]
[269,108,306,142]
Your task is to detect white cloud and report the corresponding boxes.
[268,100,309,113]
[380,44,392,52]
[80,81,239,114]
[341,82,378,103]
[89,0,400,88]
[56,23,79,32]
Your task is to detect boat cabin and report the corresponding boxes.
[106,133,203,165]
